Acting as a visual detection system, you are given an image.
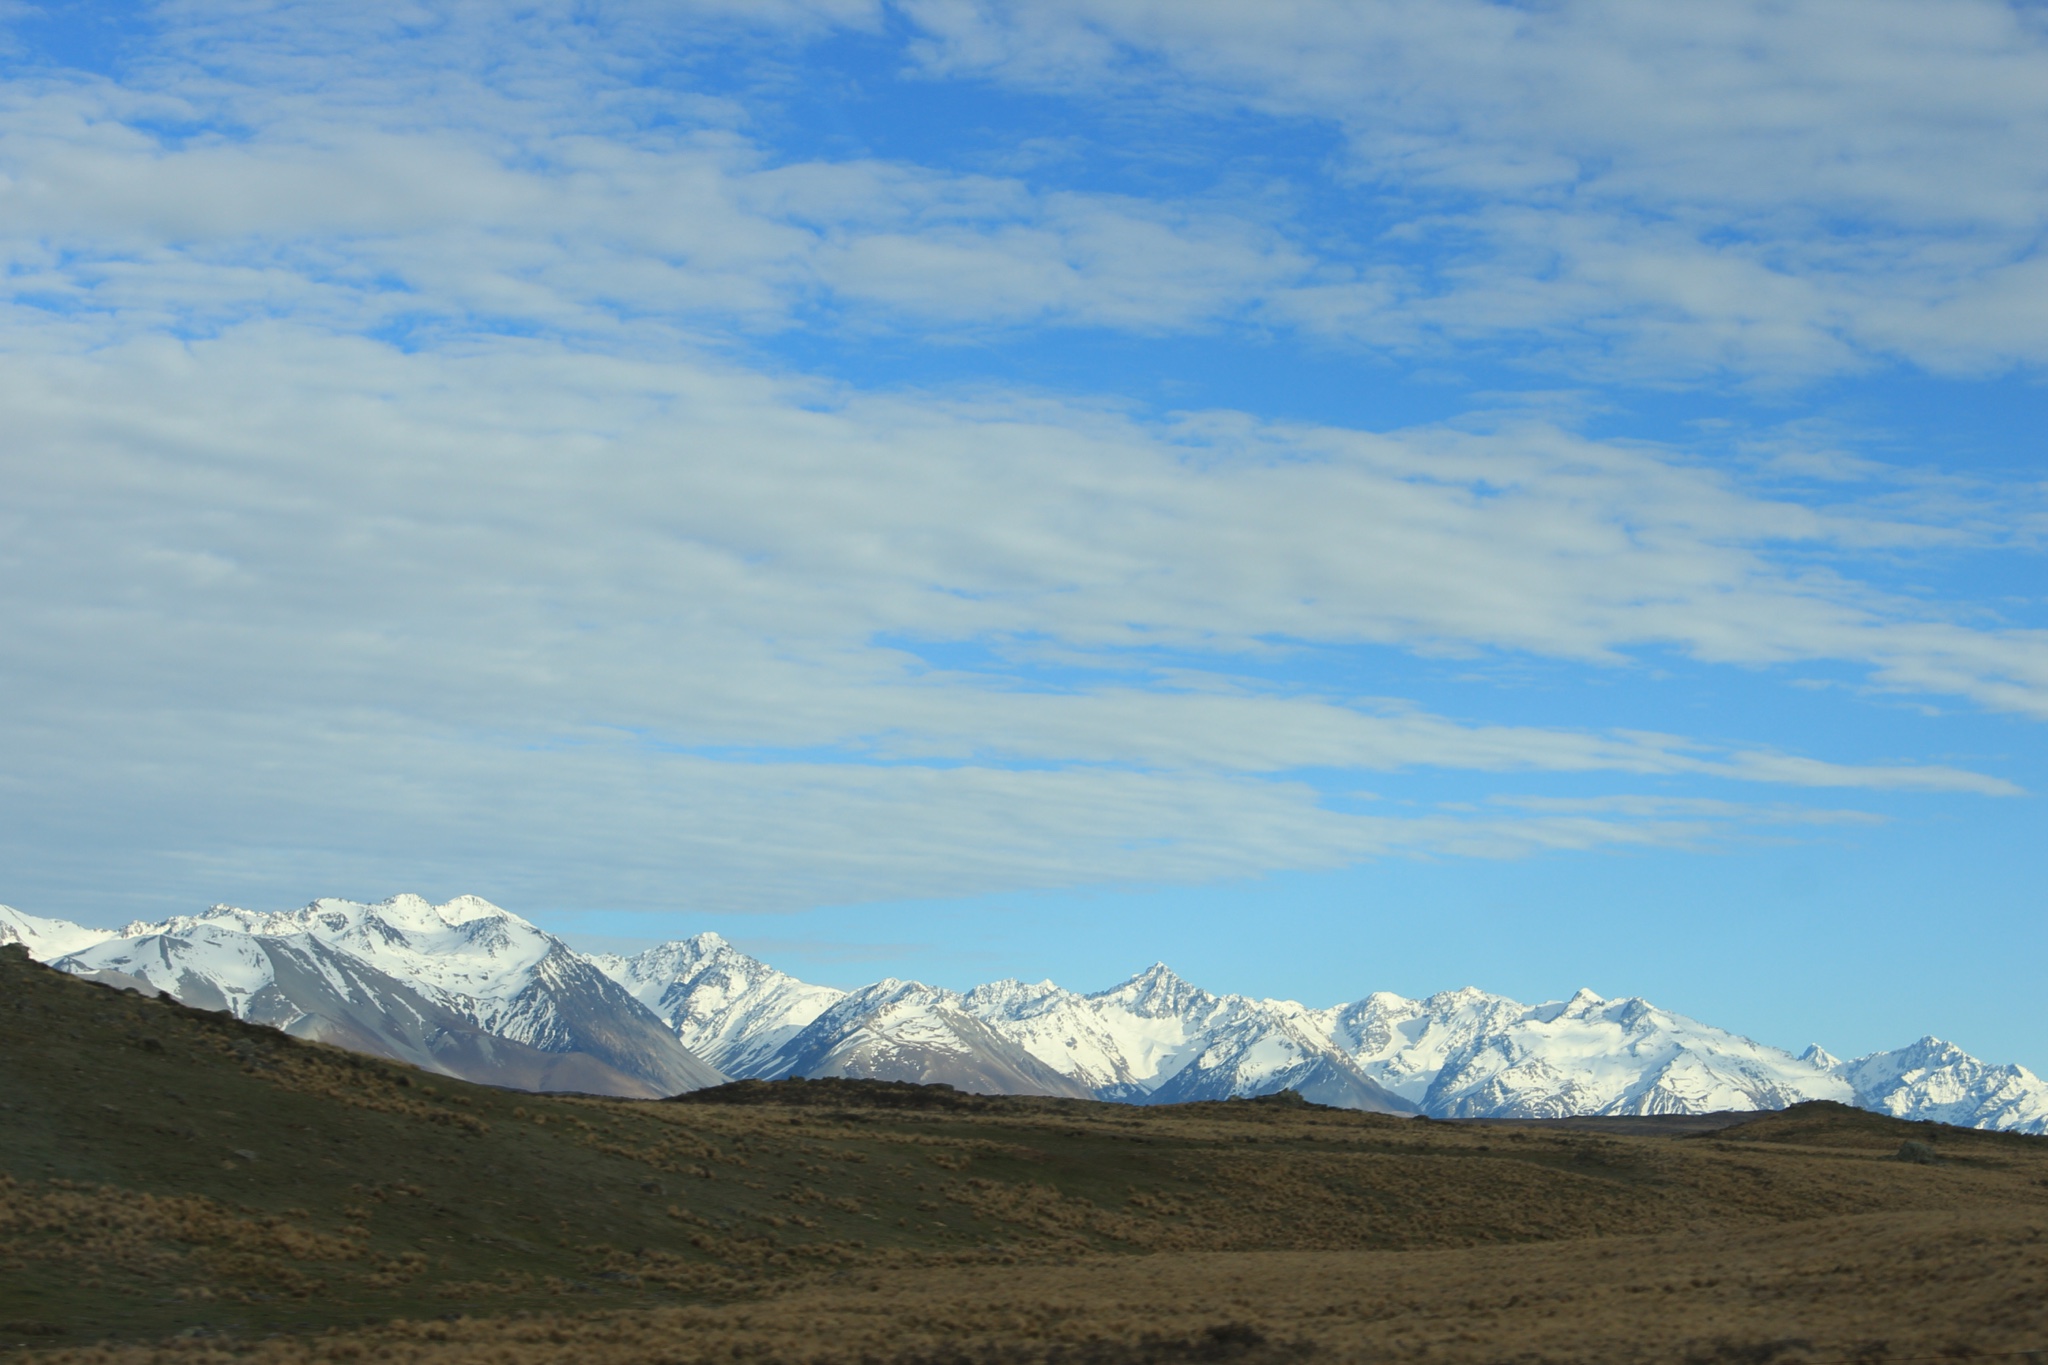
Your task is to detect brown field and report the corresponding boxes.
[35,1209,2048,1365]
[6,944,2048,1363]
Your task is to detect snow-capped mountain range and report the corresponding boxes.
[1,896,720,1098]
[4,896,2044,1134]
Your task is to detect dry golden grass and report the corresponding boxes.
[9,947,2048,1361]
[0,1175,369,1303]
[23,1207,2047,1365]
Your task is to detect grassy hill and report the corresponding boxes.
[6,943,2048,1363]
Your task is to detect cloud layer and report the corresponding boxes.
[0,322,2032,910]
[7,0,2048,377]
[0,1,2042,919]
[904,0,2048,376]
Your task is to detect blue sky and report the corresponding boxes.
[2,1,2045,1070]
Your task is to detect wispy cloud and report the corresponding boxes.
[0,317,2033,912]
[10,0,2048,380]
[899,0,2048,377]
[0,0,2040,926]
[5,327,2043,717]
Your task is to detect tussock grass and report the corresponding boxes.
[23,1210,2048,1365]
[6,945,2047,1361]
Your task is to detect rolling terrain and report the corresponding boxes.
[6,942,2048,1362]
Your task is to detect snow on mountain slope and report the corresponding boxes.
[957,965,1833,1117]
[1345,987,1852,1119]
[1320,987,1534,1105]
[1308,985,1854,1118]
[49,896,723,1097]
[959,969,1205,1099]
[1074,964,1242,1092]
[491,941,725,1094]
[0,905,116,960]
[758,979,1093,1097]
[137,895,558,1014]
[53,925,683,1096]
[1839,1037,2048,1135]
[591,933,844,1077]
[59,920,279,1013]
[1141,1006,1417,1113]
[11,890,2046,1130]
[957,964,1413,1112]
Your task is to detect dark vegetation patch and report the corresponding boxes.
[1467,1110,1761,1137]
[1708,1099,2048,1153]
[672,1077,1099,1114]
[676,1077,1343,1119]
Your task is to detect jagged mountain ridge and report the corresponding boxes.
[951,964,1417,1112]
[584,929,2046,1131]
[1842,1036,2048,1134]
[589,933,845,1078]
[2,898,722,1098]
[1322,985,1857,1119]
[5,898,2044,1131]
[754,978,1095,1098]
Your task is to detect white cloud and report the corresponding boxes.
[5,325,2037,730]
[0,697,1868,916]
[8,1,2045,377]
[0,75,1306,343]
[897,0,2048,376]
[0,2,2040,915]
[0,330,1989,665]
[0,320,2033,910]
[905,0,2048,226]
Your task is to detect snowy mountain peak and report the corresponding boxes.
[303,893,524,933]
[839,977,960,1011]
[1093,962,1210,1018]
[435,894,515,923]
[759,972,1090,1098]
[961,978,1049,1010]
[1801,1044,1841,1068]
[1840,1037,2048,1134]
[1425,985,1505,1010]
[683,931,746,960]
[327,893,517,930]
[592,931,845,1078]
[590,931,740,987]
[1531,987,1610,1023]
